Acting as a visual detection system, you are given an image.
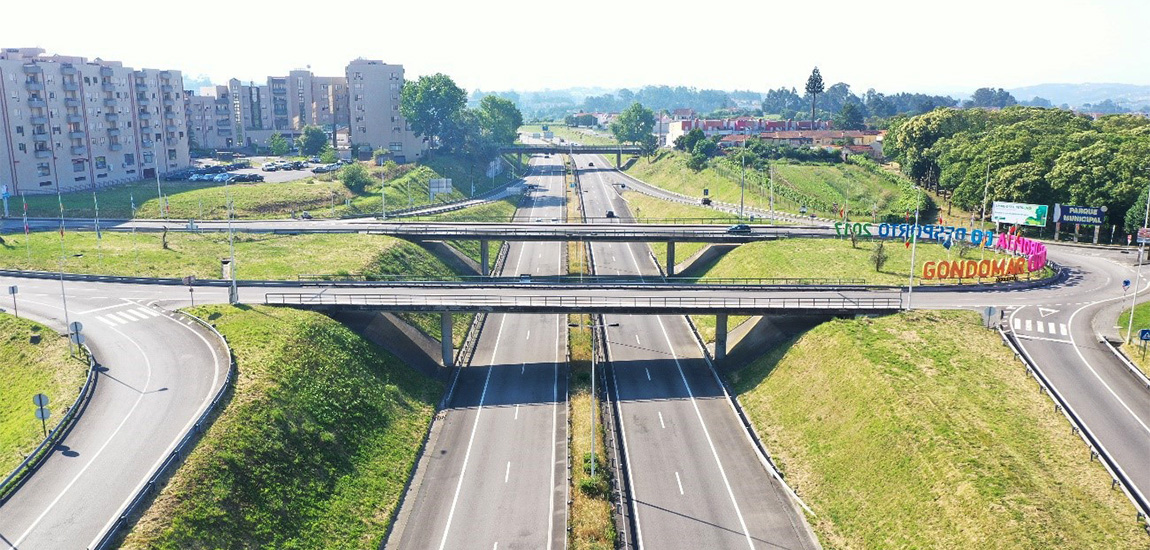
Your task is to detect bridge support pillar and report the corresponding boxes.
[518,151,522,166]
[715,313,728,361]
[616,151,622,168]
[666,241,676,277]
[441,312,454,368]
[480,239,490,277]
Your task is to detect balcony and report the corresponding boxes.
[159,70,171,78]
[103,98,117,107]
[100,67,114,77]
[28,98,46,108]
[66,114,83,123]
[166,138,178,146]
[141,140,154,148]
[161,84,173,93]
[65,98,80,107]
[102,82,115,92]
[71,146,87,156]
[61,65,77,75]
[105,112,118,122]
[136,97,150,106]
[135,81,148,90]
[110,143,123,151]
[163,111,176,119]
[22,64,42,74]
[32,132,49,142]
[69,131,85,139]
[165,125,178,133]
[108,128,121,137]
[63,82,79,92]
[25,81,44,91]
[35,149,52,158]
[30,116,47,125]
[138,111,151,119]
[163,98,174,106]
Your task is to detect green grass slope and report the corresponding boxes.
[0,315,85,474]
[733,311,1146,549]
[122,305,442,549]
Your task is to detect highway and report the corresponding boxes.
[574,153,818,549]
[0,274,227,549]
[385,154,568,550]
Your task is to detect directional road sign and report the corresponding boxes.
[1140,329,1150,342]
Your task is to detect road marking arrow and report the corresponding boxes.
[1038,307,1060,318]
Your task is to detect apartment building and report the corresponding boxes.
[346,58,426,162]
[0,47,190,195]
[185,85,235,149]
[225,70,350,149]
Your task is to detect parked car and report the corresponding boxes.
[308,156,321,163]
[261,162,279,171]
[311,164,339,173]
[213,173,233,182]
[238,174,265,183]
[726,224,752,234]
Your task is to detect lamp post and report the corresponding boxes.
[1125,182,1150,343]
[907,185,922,311]
[568,318,619,479]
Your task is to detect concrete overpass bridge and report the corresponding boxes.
[501,144,642,167]
[264,290,902,365]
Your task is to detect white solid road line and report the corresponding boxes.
[645,368,651,381]
[514,404,519,420]
[658,411,666,429]
[676,472,684,495]
[505,461,511,483]
[437,315,507,550]
[12,323,155,548]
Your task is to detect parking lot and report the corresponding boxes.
[179,156,322,184]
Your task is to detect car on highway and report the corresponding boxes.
[589,162,595,167]
[606,210,616,218]
[727,223,752,234]
[300,211,313,219]
[701,197,712,205]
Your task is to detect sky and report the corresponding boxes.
[5,0,1149,96]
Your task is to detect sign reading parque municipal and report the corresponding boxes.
[833,222,1049,280]
[991,201,1048,227]
[1053,204,1105,226]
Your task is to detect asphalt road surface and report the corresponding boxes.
[386,154,569,550]
[0,275,227,549]
[574,153,819,550]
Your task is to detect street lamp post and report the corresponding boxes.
[568,318,619,479]
[1125,183,1150,343]
[907,185,922,311]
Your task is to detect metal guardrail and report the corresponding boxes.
[1099,338,1150,391]
[0,344,98,503]
[998,327,1149,522]
[264,292,903,312]
[297,273,867,286]
[91,311,236,550]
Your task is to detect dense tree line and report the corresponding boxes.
[885,106,1150,230]
[762,84,957,122]
[583,86,734,114]
[401,74,523,166]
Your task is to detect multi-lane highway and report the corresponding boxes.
[0,275,227,549]
[574,154,819,549]
[385,154,569,550]
[1,151,1149,548]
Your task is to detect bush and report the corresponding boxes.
[339,163,373,193]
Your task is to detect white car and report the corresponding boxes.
[261,162,279,171]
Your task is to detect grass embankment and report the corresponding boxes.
[122,305,442,549]
[567,313,615,549]
[519,124,618,146]
[17,153,525,220]
[0,231,456,281]
[622,191,738,268]
[0,315,85,475]
[1116,302,1150,377]
[689,238,1029,343]
[732,311,1146,548]
[623,150,924,221]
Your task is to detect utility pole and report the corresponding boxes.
[1126,182,1150,343]
[907,186,922,311]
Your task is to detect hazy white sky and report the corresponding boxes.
[6,0,1148,95]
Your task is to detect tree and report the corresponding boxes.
[400,73,467,148]
[319,145,338,164]
[835,103,865,130]
[805,67,825,128]
[871,240,889,272]
[639,133,659,160]
[339,162,372,193]
[268,132,289,156]
[296,125,328,156]
[477,95,523,145]
[610,102,656,144]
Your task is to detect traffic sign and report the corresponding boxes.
[1140,329,1150,341]
[1123,279,1131,291]
[34,407,50,421]
[33,393,49,407]
[7,285,16,295]
[70,333,85,345]
[69,321,83,334]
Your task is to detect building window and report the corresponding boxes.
[37,163,50,176]
[143,151,154,164]
[389,142,402,152]
[17,143,26,152]
[15,125,23,135]
[73,160,85,172]
[95,156,107,169]
[124,153,135,165]
[40,181,52,187]
[168,149,177,161]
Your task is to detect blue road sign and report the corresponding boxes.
[1140,329,1150,341]
[1123,279,1131,290]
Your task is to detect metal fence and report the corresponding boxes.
[264,292,903,312]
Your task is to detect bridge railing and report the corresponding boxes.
[295,273,868,286]
[263,292,903,311]
[368,226,790,241]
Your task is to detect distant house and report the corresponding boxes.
[668,117,833,146]
[718,129,885,159]
[670,108,695,120]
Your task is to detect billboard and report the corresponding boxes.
[1053,204,1105,225]
[429,178,453,199]
[991,201,1048,227]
